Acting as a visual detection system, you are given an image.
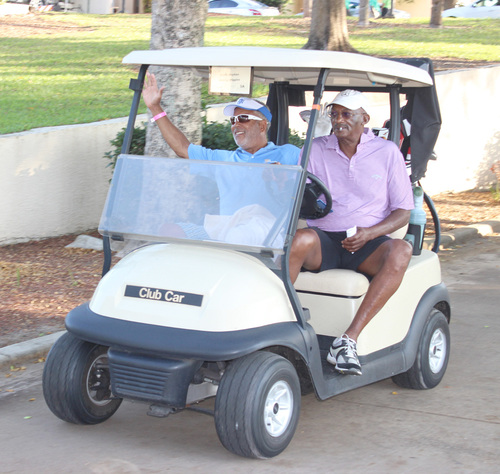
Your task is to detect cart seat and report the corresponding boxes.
[294,268,369,297]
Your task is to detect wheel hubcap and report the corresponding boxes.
[86,354,114,406]
[263,380,293,437]
[429,328,447,374]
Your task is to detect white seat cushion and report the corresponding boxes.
[294,268,369,297]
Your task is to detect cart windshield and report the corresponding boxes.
[99,154,303,255]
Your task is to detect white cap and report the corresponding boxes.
[327,90,371,116]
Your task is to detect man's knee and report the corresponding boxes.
[291,228,322,270]
[293,228,319,252]
[359,238,411,276]
[386,239,412,272]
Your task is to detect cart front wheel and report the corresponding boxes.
[214,351,301,459]
[42,332,122,424]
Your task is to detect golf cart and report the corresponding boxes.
[43,47,450,459]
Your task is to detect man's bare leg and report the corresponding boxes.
[328,239,412,375]
[344,239,413,340]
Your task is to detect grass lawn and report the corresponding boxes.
[0,12,499,134]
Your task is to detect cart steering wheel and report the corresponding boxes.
[299,172,332,220]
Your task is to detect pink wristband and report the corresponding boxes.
[150,111,166,123]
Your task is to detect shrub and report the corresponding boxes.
[201,118,238,151]
[103,122,147,172]
[260,0,288,11]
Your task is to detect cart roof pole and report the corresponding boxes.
[282,68,329,330]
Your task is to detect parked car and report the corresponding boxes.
[7,0,79,11]
[443,0,500,18]
[208,0,280,16]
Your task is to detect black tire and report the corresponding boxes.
[392,309,450,390]
[42,332,122,424]
[214,351,301,459]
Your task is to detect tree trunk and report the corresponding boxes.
[358,0,370,27]
[303,0,356,52]
[146,0,207,157]
[303,0,312,18]
[443,0,455,10]
[430,0,443,28]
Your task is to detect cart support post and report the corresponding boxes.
[102,64,149,277]
[121,64,149,155]
[273,82,290,146]
[282,68,329,329]
[388,85,401,146]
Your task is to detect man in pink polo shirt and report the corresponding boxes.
[290,89,414,376]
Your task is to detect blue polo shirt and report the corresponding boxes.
[188,142,300,165]
[188,143,300,215]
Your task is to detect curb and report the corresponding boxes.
[423,217,500,250]
[0,331,65,372]
[1,217,499,372]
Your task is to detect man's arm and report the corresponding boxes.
[342,209,411,253]
[142,72,190,159]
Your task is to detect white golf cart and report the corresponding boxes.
[43,47,450,459]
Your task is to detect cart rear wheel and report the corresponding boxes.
[42,332,122,424]
[392,309,450,390]
[214,351,301,459]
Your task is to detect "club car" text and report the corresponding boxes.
[139,287,185,303]
[124,285,203,307]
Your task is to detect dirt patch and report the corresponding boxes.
[0,231,108,348]
[0,191,499,348]
[0,12,92,37]
[427,191,500,232]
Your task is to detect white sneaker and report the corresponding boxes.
[327,334,362,376]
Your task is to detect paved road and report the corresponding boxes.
[1,236,499,473]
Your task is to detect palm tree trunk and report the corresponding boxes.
[303,0,357,52]
[430,0,444,28]
[146,0,207,157]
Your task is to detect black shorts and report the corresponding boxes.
[310,227,391,273]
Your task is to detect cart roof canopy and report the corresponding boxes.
[122,46,434,89]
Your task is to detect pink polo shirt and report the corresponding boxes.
[305,129,414,232]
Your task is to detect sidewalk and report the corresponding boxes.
[1,216,499,371]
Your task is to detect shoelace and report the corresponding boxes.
[340,334,358,359]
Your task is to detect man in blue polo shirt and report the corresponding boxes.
[142,71,299,169]
[141,71,299,243]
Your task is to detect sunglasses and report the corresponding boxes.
[327,110,363,120]
[229,114,264,125]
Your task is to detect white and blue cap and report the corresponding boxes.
[223,97,272,122]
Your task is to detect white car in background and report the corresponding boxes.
[443,0,500,18]
[208,0,280,16]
